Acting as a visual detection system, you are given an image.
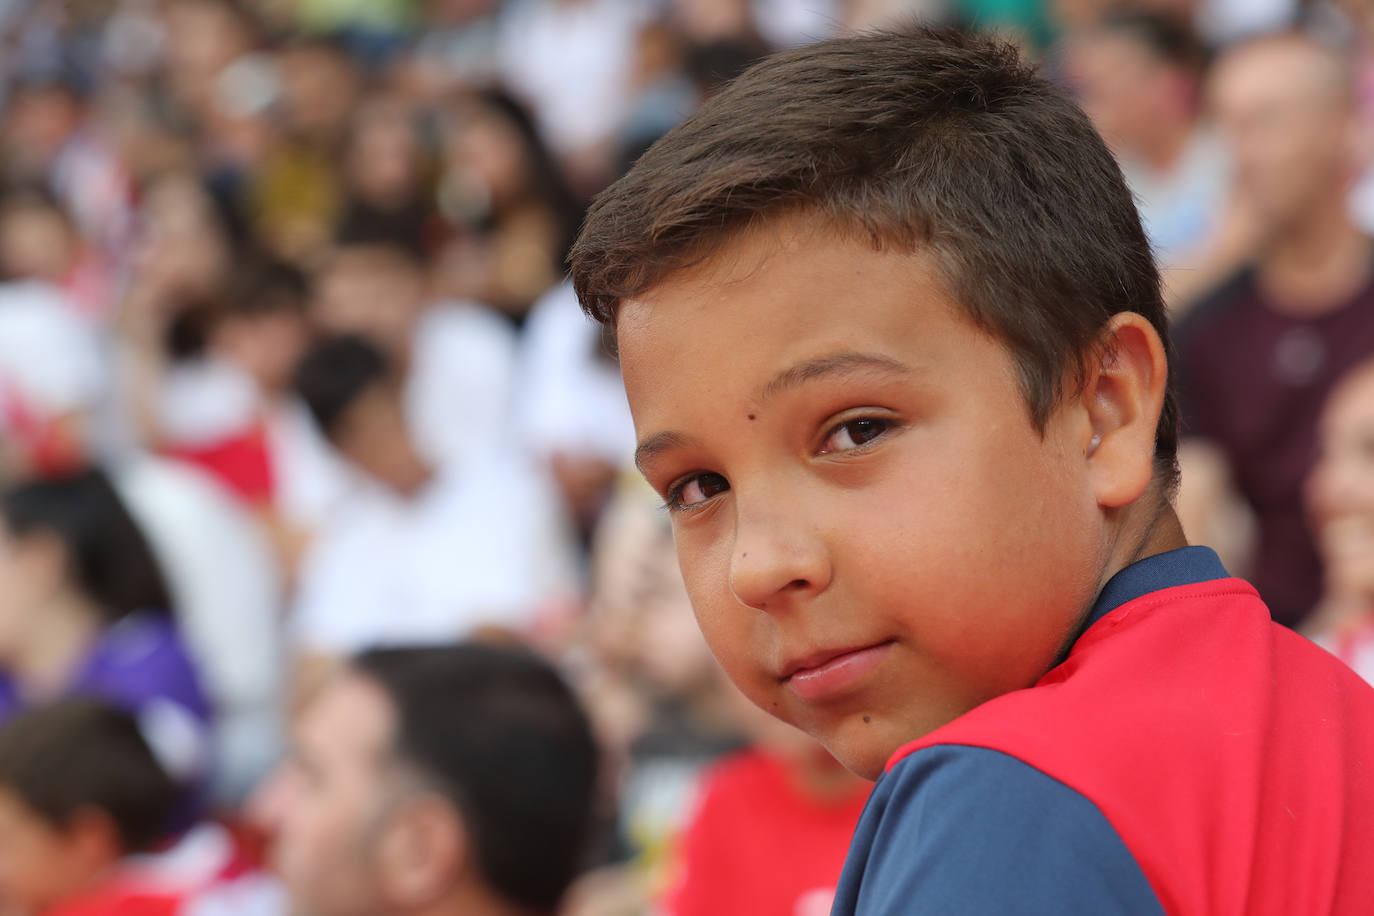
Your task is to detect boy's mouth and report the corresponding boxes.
[782,640,895,702]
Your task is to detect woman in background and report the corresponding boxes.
[0,468,211,792]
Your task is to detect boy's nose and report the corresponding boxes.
[728,508,832,612]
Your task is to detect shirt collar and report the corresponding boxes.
[1083,545,1230,631]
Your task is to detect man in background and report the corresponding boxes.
[254,643,599,916]
[1175,31,1374,628]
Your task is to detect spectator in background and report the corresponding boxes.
[432,88,583,323]
[336,93,434,260]
[0,699,279,916]
[115,170,246,466]
[1174,30,1374,628]
[289,336,574,658]
[1304,357,1374,683]
[662,687,870,916]
[0,470,211,798]
[0,185,115,322]
[255,644,598,916]
[1065,11,1233,295]
[0,77,133,259]
[308,228,518,472]
[248,36,356,265]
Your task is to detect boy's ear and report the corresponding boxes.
[66,807,125,872]
[1080,312,1168,509]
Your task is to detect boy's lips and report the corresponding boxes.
[782,640,895,702]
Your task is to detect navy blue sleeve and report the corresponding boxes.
[831,745,1165,916]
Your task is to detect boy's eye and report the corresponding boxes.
[667,472,730,511]
[819,417,891,454]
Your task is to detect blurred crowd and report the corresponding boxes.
[0,0,1373,914]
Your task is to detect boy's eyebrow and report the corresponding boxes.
[635,430,698,475]
[634,351,912,474]
[758,351,913,403]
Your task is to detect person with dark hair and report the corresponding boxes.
[0,469,211,796]
[570,25,1374,914]
[256,642,598,916]
[307,226,520,479]
[432,87,585,321]
[287,335,574,657]
[0,698,278,916]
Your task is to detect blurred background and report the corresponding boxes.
[0,0,1373,914]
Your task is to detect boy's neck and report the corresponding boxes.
[1100,501,1190,593]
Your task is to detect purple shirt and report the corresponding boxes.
[0,613,213,791]
[1175,264,1374,627]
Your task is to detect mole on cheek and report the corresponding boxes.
[748,413,756,421]
[863,716,871,724]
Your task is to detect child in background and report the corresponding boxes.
[571,26,1374,913]
[1304,357,1374,683]
[289,335,575,659]
[0,470,211,798]
[0,698,278,916]
[662,671,869,916]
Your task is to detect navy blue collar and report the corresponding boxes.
[1083,545,1230,631]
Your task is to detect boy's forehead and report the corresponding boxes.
[616,213,960,367]
[614,215,1014,447]
[620,212,894,318]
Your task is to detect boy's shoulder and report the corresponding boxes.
[835,552,1374,915]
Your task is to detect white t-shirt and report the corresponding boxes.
[0,281,105,436]
[515,280,635,466]
[496,0,646,156]
[290,455,576,655]
[266,300,517,532]
[406,300,518,470]
[114,456,285,803]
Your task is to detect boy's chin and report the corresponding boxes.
[816,717,916,782]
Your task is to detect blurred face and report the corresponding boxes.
[133,174,230,299]
[1209,39,1358,232]
[1307,363,1374,601]
[445,111,529,209]
[214,310,310,394]
[280,47,358,140]
[258,674,396,916]
[0,526,59,663]
[0,204,76,282]
[330,385,425,492]
[0,790,96,915]
[1067,32,1189,158]
[311,247,425,356]
[347,106,420,207]
[617,217,1107,779]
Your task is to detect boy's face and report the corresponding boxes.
[0,789,98,914]
[330,383,424,492]
[616,217,1107,778]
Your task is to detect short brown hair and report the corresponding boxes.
[571,26,1179,488]
[0,699,178,853]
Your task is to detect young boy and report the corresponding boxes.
[289,335,574,656]
[0,698,275,916]
[569,26,1374,915]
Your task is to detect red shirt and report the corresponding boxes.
[884,575,1374,914]
[663,749,869,916]
[45,824,278,916]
